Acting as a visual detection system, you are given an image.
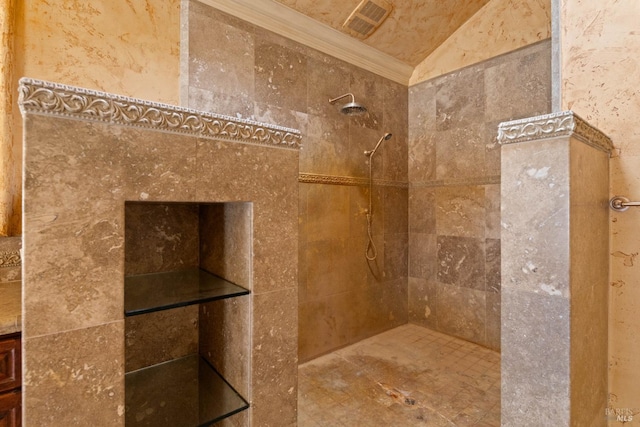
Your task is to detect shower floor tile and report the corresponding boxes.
[298,324,500,426]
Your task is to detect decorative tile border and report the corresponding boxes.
[410,175,501,188]
[497,110,614,154]
[0,250,20,268]
[18,78,302,149]
[298,173,408,188]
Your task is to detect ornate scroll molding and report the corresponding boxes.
[298,173,408,188]
[0,250,20,268]
[18,78,302,149]
[497,111,614,155]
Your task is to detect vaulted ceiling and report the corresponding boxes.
[272,0,490,66]
[203,0,550,84]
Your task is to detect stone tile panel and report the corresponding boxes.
[437,235,486,291]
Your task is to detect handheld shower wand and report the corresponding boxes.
[364,133,392,157]
[365,133,392,261]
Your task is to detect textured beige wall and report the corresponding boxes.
[16,0,180,103]
[559,0,640,422]
[410,0,551,85]
[0,0,17,236]
[2,0,181,234]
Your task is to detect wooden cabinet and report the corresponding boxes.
[0,333,20,427]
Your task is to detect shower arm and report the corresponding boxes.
[328,93,355,105]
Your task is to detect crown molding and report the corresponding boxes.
[198,0,413,85]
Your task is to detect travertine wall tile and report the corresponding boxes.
[255,41,308,113]
[298,294,355,359]
[348,185,369,238]
[306,56,351,119]
[437,236,486,291]
[484,183,501,239]
[349,67,385,131]
[435,124,487,180]
[252,288,298,426]
[408,133,436,184]
[408,277,437,329]
[409,233,436,280]
[300,114,350,176]
[384,187,408,235]
[305,238,356,300]
[187,1,255,102]
[125,306,198,372]
[409,187,436,234]
[435,185,485,238]
[435,67,485,131]
[124,203,199,276]
[501,288,570,426]
[122,128,198,202]
[408,40,552,351]
[485,238,501,293]
[485,292,500,350]
[484,41,552,123]
[305,183,350,243]
[436,282,486,342]
[501,138,570,297]
[199,203,253,289]
[23,116,124,337]
[383,233,408,280]
[200,295,252,399]
[23,321,125,427]
[383,81,409,182]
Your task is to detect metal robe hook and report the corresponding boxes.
[610,196,640,212]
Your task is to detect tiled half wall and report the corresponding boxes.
[20,78,300,426]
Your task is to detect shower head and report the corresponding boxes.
[328,93,368,116]
[365,133,392,157]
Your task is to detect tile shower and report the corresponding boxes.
[182,1,552,365]
[17,0,607,425]
[181,0,410,363]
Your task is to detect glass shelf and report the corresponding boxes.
[124,268,250,317]
[125,354,249,426]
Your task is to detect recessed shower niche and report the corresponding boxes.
[124,201,252,426]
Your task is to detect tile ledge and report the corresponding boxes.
[0,281,21,335]
[18,78,302,150]
[497,111,614,155]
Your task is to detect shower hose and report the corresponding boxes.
[365,156,377,261]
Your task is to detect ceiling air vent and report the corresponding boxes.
[343,0,393,39]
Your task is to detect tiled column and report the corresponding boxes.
[499,111,613,426]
